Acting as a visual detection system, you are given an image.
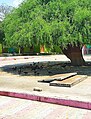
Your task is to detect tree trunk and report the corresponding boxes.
[1,44,3,53]
[29,45,34,53]
[62,44,85,66]
[20,47,24,55]
[19,46,24,55]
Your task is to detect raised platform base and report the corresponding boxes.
[0,71,90,110]
[0,91,91,110]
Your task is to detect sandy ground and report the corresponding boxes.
[0,55,91,98]
[0,55,91,118]
[0,55,91,101]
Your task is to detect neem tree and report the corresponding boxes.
[0,4,13,51]
[4,0,91,65]
[0,22,5,44]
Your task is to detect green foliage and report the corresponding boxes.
[0,44,2,53]
[3,0,91,48]
[0,22,5,44]
[33,45,40,53]
[53,45,61,53]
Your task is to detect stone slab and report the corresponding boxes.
[38,72,77,83]
[50,75,87,87]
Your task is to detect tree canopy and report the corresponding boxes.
[0,22,5,44]
[3,0,91,48]
[0,4,13,45]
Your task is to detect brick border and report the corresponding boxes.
[0,91,91,110]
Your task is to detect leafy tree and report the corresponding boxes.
[4,0,91,65]
[0,4,13,53]
[0,22,5,44]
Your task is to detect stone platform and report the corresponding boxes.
[0,71,90,110]
[50,75,87,87]
[0,55,91,110]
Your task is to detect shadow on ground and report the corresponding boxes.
[1,61,91,77]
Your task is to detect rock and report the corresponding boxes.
[33,87,42,92]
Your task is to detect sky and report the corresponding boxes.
[0,0,23,7]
